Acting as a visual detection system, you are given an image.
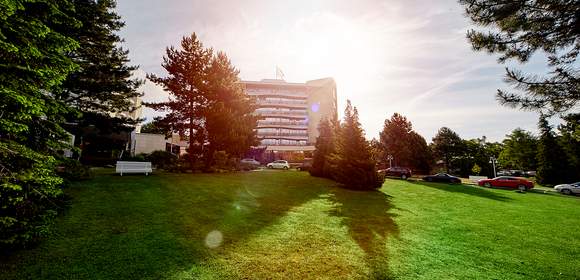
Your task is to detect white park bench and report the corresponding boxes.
[116,161,152,176]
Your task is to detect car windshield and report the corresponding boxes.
[435,173,448,177]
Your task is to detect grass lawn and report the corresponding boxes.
[1,170,579,279]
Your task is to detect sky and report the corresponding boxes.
[115,0,546,142]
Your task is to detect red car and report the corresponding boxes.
[478,176,534,191]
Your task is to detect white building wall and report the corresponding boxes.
[132,133,166,155]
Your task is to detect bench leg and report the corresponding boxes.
[120,173,123,176]
[145,172,148,176]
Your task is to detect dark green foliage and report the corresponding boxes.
[460,0,579,115]
[558,113,580,182]
[56,158,92,182]
[202,52,258,168]
[379,113,433,173]
[310,118,335,178]
[456,137,503,178]
[141,120,171,137]
[329,101,383,190]
[0,0,79,248]
[146,34,257,172]
[146,151,177,169]
[498,128,538,170]
[536,116,570,185]
[431,127,464,173]
[61,0,142,123]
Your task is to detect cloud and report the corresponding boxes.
[117,0,543,141]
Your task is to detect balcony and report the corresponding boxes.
[247,90,307,98]
[257,121,308,128]
[256,100,308,108]
[255,110,307,117]
[257,132,308,137]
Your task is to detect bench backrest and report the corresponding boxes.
[116,161,152,170]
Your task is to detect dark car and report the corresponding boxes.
[423,173,461,184]
[378,167,412,179]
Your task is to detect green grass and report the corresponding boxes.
[1,170,579,279]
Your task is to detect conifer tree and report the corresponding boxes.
[1,0,79,248]
[329,101,383,190]
[203,52,258,168]
[146,34,257,171]
[310,118,335,178]
[61,0,142,124]
[460,0,579,115]
[536,116,569,185]
[147,34,212,171]
[431,127,464,173]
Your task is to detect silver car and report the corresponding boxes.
[554,182,580,195]
[266,160,290,170]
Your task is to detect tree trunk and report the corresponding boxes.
[189,118,195,173]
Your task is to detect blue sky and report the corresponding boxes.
[116,0,546,142]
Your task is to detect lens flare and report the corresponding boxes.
[205,230,223,248]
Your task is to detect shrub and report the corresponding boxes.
[146,151,177,169]
[56,158,92,182]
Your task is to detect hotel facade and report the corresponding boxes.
[242,78,337,161]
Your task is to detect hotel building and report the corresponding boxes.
[242,78,337,161]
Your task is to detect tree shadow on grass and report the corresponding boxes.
[327,187,399,279]
[409,180,512,202]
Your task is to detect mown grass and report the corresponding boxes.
[1,170,579,279]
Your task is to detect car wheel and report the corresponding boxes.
[283,166,288,170]
[401,174,407,180]
[562,189,572,195]
[484,182,491,188]
[426,177,433,182]
[517,185,527,191]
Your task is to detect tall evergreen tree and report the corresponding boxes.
[61,0,142,122]
[147,34,212,171]
[310,118,335,178]
[146,34,256,171]
[559,113,580,182]
[536,116,570,185]
[203,52,257,168]
[379,113,413,167]
[1,0,79,248]
[408,131,433,174]
[498,128,538,171]
[431,127,464,173]
[329,101,383,190]
[459,0,579,115]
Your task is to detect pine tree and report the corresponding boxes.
[329,101,383,190]
[203,52,257,168]
[379,113,413,167]
[1,0,79,248]
[146,34,212,171]
[459,0,579,115]
[536,116,569,185]
[146,34,257,171]
[61,0,142,122]
[431,127,464,173]
[310,118,335,178]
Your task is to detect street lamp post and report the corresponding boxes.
[387,154,393,168]
[489,156,497,178]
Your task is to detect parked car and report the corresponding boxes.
[378,167,412,179]
[266,160,290,170]
[423,173,461,184]
[478,176,534,191]
[296,159,312,171]
[554,182,580,195]
[239,158,260,170]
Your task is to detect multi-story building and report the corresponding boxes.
[242,77,337,161]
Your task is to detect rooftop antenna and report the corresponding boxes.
[276,66,285,80]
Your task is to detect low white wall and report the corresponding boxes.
[469,176,488,183]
